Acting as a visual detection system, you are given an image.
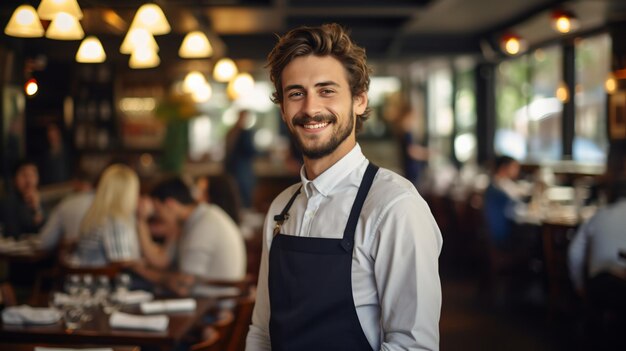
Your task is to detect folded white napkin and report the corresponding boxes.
[113,290,154,304]
[35,348,113,351]
[2,305,62,325]
[140,298,196,314]
[109,311,168,331]
[51,292,82,307]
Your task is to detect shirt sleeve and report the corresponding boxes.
[245,215,272,351]
[38,204,63,251]
[372,194,442,351]
[568,218,592,292]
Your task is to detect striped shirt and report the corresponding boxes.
[74,217,140,267]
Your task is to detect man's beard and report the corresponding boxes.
[290,108,354,160]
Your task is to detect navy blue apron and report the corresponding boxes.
[269,163,379,351]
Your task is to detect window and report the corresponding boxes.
[574,34,610,164]
[495,46,563,162]
[527,46,563,162]
[495,55,530,160]
[453,61,477,163]
[427,64,453,162]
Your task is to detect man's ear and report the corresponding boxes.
[353,92,368,115]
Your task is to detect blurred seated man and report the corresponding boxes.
[1,159,46,238]
[38,169,96,252]
[568,179,626,313]
[482,155,524,250]
[133,177,247,296]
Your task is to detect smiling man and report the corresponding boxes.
[245,24,442,351]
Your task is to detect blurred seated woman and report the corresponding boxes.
[70,164,146,267]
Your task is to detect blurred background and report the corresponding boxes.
[2,0,626,350]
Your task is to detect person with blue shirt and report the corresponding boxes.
[483,155,524,250]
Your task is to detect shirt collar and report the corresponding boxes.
[299,144,366,198]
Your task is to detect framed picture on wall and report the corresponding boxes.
[609,91,626,140]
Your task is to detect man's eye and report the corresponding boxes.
[288,91,304,98]
[321,89,335,95]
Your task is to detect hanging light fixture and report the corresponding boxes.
[551,10,579,34]
[120,27,159,54]
[556,81,569,103]
[76,36,106,63]
[605,72,617,94]
[25,78,39,96]
[213,58,238,82]
[37,0,83,20]
[4,5,44,38]
[227,73,255,100]
[500,32,527,56]
[182,71,213,102]
[129,3,170,35]
[183,71,207,92]
[179,31,213,58]
[45,12,84,40]
[129,46,160,69]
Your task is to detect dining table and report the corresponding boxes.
[0,343,140,351]
[0,235,51,264]
[0,297,216,351]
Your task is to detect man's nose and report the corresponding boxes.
[302,93,322,117]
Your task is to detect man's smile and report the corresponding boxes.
[302,121,330,130]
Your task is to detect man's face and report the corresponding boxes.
[15,164,39,194]
[279,55,367,160]
[507,162,520,180]
[152,198,177,226]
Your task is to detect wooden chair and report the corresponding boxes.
[195,309,235,351]
[0,281,17,307]
[190,327,222,351]
[223,286,256,351]
[541,221,579,319]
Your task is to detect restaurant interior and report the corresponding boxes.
[2,0,626,350]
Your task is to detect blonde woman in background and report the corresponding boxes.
[73,164,148,267]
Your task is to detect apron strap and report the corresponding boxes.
[273,186,302,235]
[341,163,379,252]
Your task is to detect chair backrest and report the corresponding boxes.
[191,327,222,351]
[224,287,256,351]
[204,309,235,351]
[57,241,127,279]
[0,282,17,307]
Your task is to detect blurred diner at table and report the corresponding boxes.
[482,155,527,250]
[69,163,145,267]
[0,159,46,239]
[37,167,96,252]
[568,178,626,323]
[131,177,247,296]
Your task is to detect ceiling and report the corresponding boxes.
[1,0,625,77]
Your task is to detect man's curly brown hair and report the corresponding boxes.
[266,23,372,133]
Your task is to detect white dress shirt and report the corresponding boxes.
[246,144,442,351]
[568,198,626,291]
